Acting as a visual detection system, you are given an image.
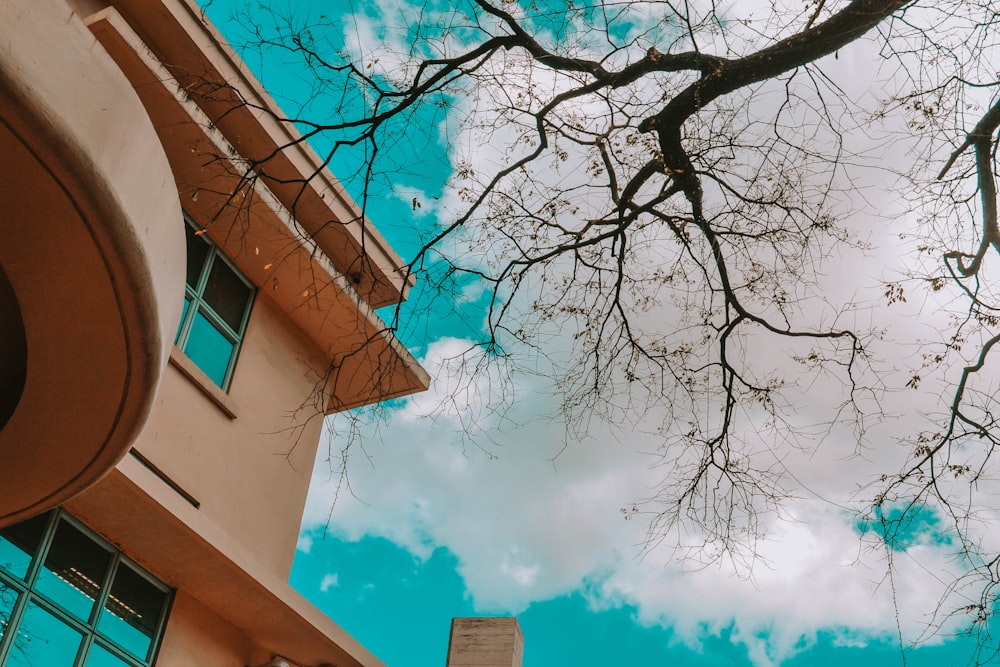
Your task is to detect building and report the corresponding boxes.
[446,618,524,667]
[0,0,430,665]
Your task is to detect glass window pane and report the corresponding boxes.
[85,642,132,667]
[97,564,166,660]
[184,310,235,387]
[0,513,170,667]
[5,601,82,667]
[203,257,251,332]
[0,582,19,648]
[184,223,210,288]
[0,512,49,580]
[35,521,111,622]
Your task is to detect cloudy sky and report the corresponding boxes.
[199,1,998,665]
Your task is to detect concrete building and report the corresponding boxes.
[446,618,524,667]
[0,0,429,665]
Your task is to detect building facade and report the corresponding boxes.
[446,618,524,667]
[0,1,429,665]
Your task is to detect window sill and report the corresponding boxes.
[168,346,239,419]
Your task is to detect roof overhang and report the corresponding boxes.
[65,455,387,667]
[108,0,416,311]
[88,7,430,412]
[0,0,185,526]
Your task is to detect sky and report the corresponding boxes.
[197,2,999,666]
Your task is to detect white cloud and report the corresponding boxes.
[320,572,340,592]
[302,332,968,664]
[391,184,438,220]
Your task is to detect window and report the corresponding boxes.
[175,218,255,390]
[0,511,171,667]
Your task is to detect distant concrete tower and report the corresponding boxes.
[446,617,524,667]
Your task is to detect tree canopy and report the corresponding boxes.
[200,0,1000,658]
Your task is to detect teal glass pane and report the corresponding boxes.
[175,297,191,343]
[85,642,132,667]
[0,512,49,580]
[35,520,111,622]
[184,223,210,288]
[184,310,234,387]
[203,258,251,332]
[97,563,166,660]
[6,601,83,666]
[0,582,19,648]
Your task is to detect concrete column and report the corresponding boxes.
[446,617,524,667]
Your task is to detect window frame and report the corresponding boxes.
[174,215,256,392]
[0,510,173,667]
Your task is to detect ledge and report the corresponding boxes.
[169,347,239,420]
[65,458,387,667]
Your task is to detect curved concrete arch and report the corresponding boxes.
[0,1,185,526]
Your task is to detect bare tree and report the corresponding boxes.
[196,0,1000,656]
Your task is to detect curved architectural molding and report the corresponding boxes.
[0,1,185,526]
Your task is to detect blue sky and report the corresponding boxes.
[290,532,983,667]
[198,2,996,666]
